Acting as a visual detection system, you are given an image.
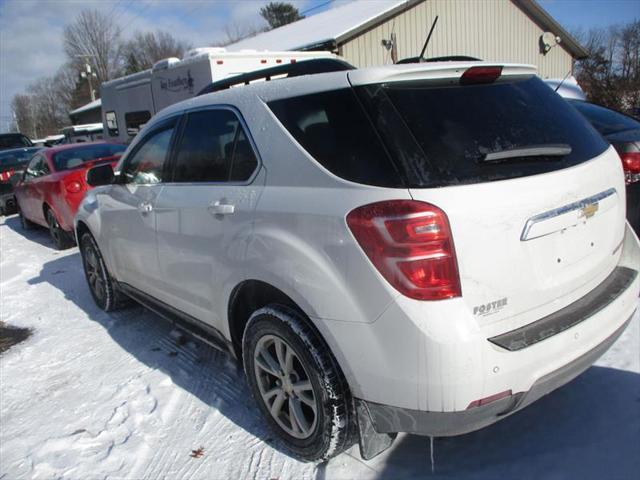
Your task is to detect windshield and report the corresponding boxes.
[0,148,41,168]
[569,100,640,136]
[52,144,126,171]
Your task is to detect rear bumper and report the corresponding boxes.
[346,222,639,437]
[358,314,632,436]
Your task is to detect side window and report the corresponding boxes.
[105,111,118,137]
[172,109,258,183]
[23,155,40,180]
[125,111,152,137]
[121,125,175,185]
[24,155,49,179]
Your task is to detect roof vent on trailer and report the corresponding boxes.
[152,57,181,72]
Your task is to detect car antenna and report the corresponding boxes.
[419,15,439,62]
[554,68,573,93]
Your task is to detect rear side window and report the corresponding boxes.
[171,109,258,183]
[356,77,609,187]
[268,89,401,187]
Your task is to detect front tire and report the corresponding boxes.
[46,208,73,250]
[243,305,356,461]
[79,232,127,312]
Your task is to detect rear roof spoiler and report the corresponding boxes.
[348,62,537,87]
[197,58,355,96]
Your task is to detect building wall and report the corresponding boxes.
[339,0,573,78]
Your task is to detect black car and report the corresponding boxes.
[569,100,640,234]
[0,133,33,151]
[0,146,43,215]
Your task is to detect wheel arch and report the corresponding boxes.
[227,280,340,366]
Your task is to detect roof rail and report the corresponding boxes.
[197,58,355,96]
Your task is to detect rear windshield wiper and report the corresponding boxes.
[482,144,572,164]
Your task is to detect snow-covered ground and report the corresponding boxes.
[1,213,639,480]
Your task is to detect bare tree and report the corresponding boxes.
[11,94,37,138]
[574,20,640,113]
[63,9,123,84]
[27,77,69,137]
[122,31,192,74]
[212,21,267,47]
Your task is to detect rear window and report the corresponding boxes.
[0,134,32,149]
[52,144,126,171]
[0,148,39,168]
[568,100,640,136]
[269,77,609,188]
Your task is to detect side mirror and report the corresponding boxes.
[87,163,114,187]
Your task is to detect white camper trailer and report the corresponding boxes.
[101,48,338,143]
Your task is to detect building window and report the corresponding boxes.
[105,111,118,137]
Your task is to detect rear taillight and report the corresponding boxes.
[620,152,640,184]
[460,66,503,85]
[346,200,461,300]
[65,180,82,193]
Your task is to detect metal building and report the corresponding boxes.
[228,0,587,79]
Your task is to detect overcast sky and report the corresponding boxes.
[0,0,638,132]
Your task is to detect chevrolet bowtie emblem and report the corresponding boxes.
[580,202,599,219]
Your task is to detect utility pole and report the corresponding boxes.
[76,55,98,102]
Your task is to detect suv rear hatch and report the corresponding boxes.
[349,64,626,328]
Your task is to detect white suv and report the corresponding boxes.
[77,62,640,462]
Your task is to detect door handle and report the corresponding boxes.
[208,201,235,215]
[138,201,153,214]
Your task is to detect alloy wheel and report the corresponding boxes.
[83,242,106,303]
[47,211,63,245]
[253,334,318,439]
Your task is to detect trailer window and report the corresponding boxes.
[125,111,152,137]
[105,111,118,137]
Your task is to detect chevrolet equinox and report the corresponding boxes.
[76,62,640,461]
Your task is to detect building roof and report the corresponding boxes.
[227,0,588,60]
[228,0,413,52]
[69,98,102,116]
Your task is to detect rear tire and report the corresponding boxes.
[46,208,73,250]
[243,305,356,462]
[79,232,128,312]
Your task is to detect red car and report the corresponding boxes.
[14,142,126,249]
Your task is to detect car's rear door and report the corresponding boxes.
[154,107,264,327]
[104,117,178,296]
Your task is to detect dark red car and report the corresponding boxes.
[14,142,126,249]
